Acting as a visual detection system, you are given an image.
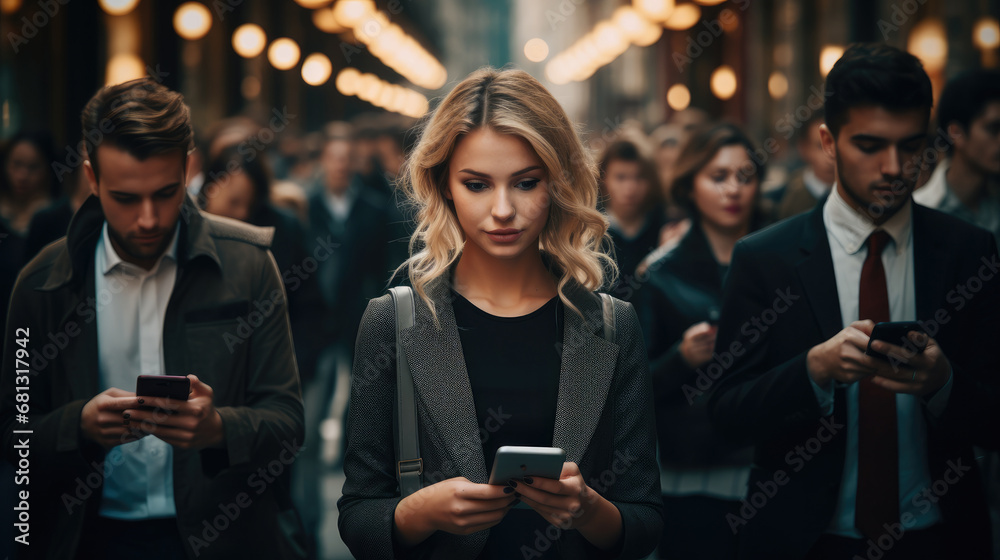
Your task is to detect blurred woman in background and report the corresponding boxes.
[598,139,663,300]
[635,122,770,560]
[1,130,59,337]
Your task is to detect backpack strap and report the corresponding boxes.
[389,286,422,497]
[599,292,616,343]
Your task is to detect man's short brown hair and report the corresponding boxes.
[81,77,193,181]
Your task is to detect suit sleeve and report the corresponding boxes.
[707,240,824,444]
[601,300,664,559]
[206,249,305,473]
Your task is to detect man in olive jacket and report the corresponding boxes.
[0,78,306,559]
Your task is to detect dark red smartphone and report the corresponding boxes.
[136,375,191,400]
[865,321,927,361]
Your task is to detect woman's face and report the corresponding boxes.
[203,170,256,222]
[5,141,49,198]
[446,128,550,262]
[691,144,758,231]
[603,158,649,220]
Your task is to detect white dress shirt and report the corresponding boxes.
[811,185,951,538]
[95,221,180,519]
[803,167,832,201]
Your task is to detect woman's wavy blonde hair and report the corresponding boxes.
[397,67,615,324]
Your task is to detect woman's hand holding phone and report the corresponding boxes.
[393,477,517,547]
[510,462,624,551]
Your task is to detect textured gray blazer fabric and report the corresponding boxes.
[338,275,663,559]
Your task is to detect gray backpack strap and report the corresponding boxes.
[389,286,422,497]
[599,293,616,343]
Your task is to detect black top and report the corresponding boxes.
[450,288,563,560]
[607,210,665,301]
[635,223,752,468]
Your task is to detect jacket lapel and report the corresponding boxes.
[795,205,844,340]
[398,278,620,480]
[400,280,488,482]
[551,286,618,465]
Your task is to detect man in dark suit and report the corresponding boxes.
[708,43,1000,560]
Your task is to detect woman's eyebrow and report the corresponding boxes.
[457,165,543,178]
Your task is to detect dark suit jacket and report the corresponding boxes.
[637,223,753,468]
[252,203,326,385]
[0,195,306,559]
[338,274,663,559]
[307,179,394,348]
[707,202,1000,559]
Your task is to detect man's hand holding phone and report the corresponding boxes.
[865,328,951,396]
[807,320,951,396]
[80,387,147,449]
[123,374,225,450]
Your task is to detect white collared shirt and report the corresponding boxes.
[95,221,180,519]
[814,185,950,537]
[803,167,833,201]
[324,189,354,223]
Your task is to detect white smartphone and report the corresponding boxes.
[488,446,566,485]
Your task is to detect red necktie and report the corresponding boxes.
[855,230,899,540]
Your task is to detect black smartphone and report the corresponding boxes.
[136,375,191,400]
[865,321,927,361]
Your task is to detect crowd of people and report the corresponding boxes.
[1,42,999,559]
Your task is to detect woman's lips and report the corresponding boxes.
[485,229,523,243]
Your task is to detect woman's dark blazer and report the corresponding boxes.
[636,224,753,468]
[338,273,663,559]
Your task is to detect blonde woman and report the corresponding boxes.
[338,68,662,559]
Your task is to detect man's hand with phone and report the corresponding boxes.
[865,327,951,396]
[807,320,950,396]
[123,374,225,450]
[80,387,147,449]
